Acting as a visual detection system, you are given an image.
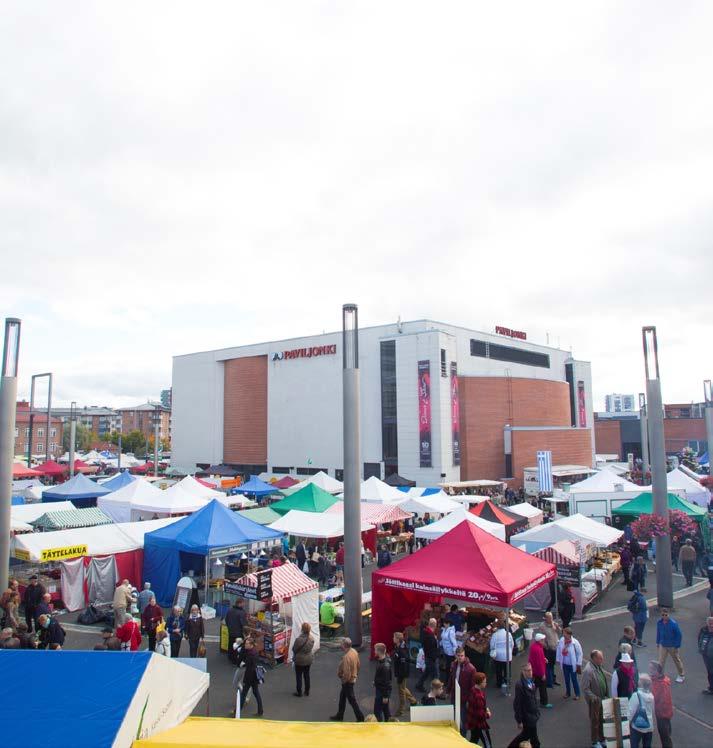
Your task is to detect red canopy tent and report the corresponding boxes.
[469,500,528,539]
[73,459,99,474]
[371,521,556,665]
[273,475,300,489]
[33,460,68,477]
[12,463,41,478]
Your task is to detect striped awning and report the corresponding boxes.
[533,539,592,566]
[30,507,113,531]
[237,561,317,600]
[325,502,411,525]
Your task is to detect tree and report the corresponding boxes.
[62,422,94,452]
[122,430,148,455]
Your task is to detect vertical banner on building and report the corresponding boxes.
[450,361,460,466]
[418,360,432,467]
[577,381,587,427]
[536,450,553,493]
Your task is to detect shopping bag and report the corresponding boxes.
[197,639,207,658]
[416,647,425,671]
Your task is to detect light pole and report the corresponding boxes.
[117,414,123,472]
[704,381,713,472]
[0,318,21,592]
[642,326,673,609]
[639,392,649,484]
[342,303,363,647]
[27,372,52,466]
[69,401,77,477]
[153,405,160,478]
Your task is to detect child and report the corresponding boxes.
[421,678,444,705]
[155,629,170,657]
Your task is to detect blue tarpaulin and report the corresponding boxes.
[11,495,25,505]
[42,473,112,509]
[234,474,279,496]
[143,499,283,605]
[102,470,137,492]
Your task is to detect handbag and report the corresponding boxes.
[631,692,650,730]
[197,639,207,658]
[256,665,266,684]
[416,647,426,671]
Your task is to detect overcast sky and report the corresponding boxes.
[2,3,711,410]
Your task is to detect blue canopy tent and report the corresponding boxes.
[42,473,112,509]
[102,470,137,492]
[0,650,208,748]
[11,495,25,505]
[698,451,709,466]
[234,474,279,496]
[143,499,283,606]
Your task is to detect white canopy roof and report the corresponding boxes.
[359,475,408,503]
[666,467,710,506]
[12,516,179,562]
[513,513,623,548]
[438,479,505,489]
[12,501,76,523]
[415,508,506,541]
[508,502,544,520]
[397,492,462,515]
[137,482,210,518]
[174,475,225,500]
[97,480,167,523]
[569,467,642,494]
[269,509,373,538]
[281,471,344,495]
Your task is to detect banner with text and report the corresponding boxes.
[577,381,587,427]
[450,361,460,466]
[536,450,553,493]
[418,360,432,467]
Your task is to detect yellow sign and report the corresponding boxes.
[40,544,88,562]
[14,548,30,561]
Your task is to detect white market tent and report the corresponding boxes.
[569,467,642,493]
[357,475,405,503]
[512,513,623,553]
[175,475,225,500]
[97,480,211,522]
[236,562,320,662]
[280,471,344,496]
[415,508,506,541]
[12,500,76,524]
[508,502,544,527]
[397,492,462,515]
[269,509,374,538]
[439,479,505,490]
[666,467,710,507]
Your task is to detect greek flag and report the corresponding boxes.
[537,450,553,493]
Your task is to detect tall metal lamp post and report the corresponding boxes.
[642,326,673,609]
[69,401,77,477]
[153,405,161,478]
[27,372,53,466]
[342,304,363,647]
[704,381,713,469]
[639,392,649,483]
[0,318,21,591]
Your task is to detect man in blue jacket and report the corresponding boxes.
[627,590,648,646]
[656,609,685,683]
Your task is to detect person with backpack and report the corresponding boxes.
[698,615,713,695]
[631,557,647,592]
[116,612,142,651]
[627,673,655,748]
[627,590,648,646]
[37,613,65,650]
[392,631,416,716]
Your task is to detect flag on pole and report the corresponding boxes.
[537,450,553,493]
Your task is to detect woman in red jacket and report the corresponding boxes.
[528,633,553,708]
[465,671,492,747]
[116,613,142,651]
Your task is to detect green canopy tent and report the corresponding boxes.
[30,507,113,532]
[612,492,709,547]
[270,483,339,516]
[236,506,282,526]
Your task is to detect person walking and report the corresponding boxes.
[581,649,609,748]
[116,612,142,651]
[678,539,697,587]
[528,633,552,708]
[112,579,134,627]
[490,620,515,691]
[614,627,639,667]
[372,642,393,722]
[295,540,307,572]
[627,674,655,748]
[330,638,364,722]
[698,615,713,694]
[448,647,477,736]
[537,612,561,687]
[376,544,392,569]
[166,606,185,658]
[620,545,633,588]
[627,589,648,646]
[556,627,583,700]
[141,595,163,652]
[184,604,205,658]
[393,631,416,716]
[155,630,171,657]
[631,557,648,592]
[225,599,247,663]
[137,582,153,613]
[506,663,540,748]
[613,643,639,684]
[440,619,458,675]
[611,652,637,698]
[465,671,492,748]
[237,637,264,717]
[656,609,685,683]
[291,621,315,697]
[558,584,575,628]
[23,575,45,633]
[649,660,673,748]
[416,618,439,691]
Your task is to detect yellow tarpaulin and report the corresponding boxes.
[134,718,466,748]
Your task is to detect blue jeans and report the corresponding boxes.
[630,728,653,748]
[562,664,580,697]
[374,690,391,722]
[634,620,646,643]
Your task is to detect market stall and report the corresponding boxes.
[510,513,623,553]
[272,475,300,490]
[30,507,112,532]
[468,500,529,539]
[371,521,556,687]
[12,462,41,479]
[279,470,344,496]
[237,507,282,526]
[271,484,339,516]
[358,475,406,503]
[234,475,281,499]
[143,500,283,607]
[98,471,136,491]
[42,472,111,509]
[222,562,320,664]
[325,501,413,553]
[414,507,506,542]
[665,467,711,507]
[268,509,377,554]
[397,492,462,516]
[567,467,649,520]
[508,502,544,528]
[33,460,69,480]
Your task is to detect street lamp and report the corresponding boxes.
[27,372,53,466]
[69,401,77,477]
[1,318,22,591]
[153,405,161,478]
[704,381,712,471]
[642,326,673,609]
[638,392,649,483]
[342,303,363,647]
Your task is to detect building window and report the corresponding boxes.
[37,428,44,437]
[271,466,291,474]
[440,348,447,377]
[50,442,58,452]
[14,427,18,437]
[50,428,57,437]
[24,427,30,436]
[470,338,550,368]
[24,442,29,451]
[380,341,398,465]
[295,467,326,476]
[36,442,43,452]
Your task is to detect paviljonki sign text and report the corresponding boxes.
[271,344,337,362]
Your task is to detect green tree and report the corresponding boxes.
[122,430,148,455]
[62,422,94,452]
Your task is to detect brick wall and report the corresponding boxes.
[664,418,706,452]
[594,419,622,457]
[511,429,594,488]
[223,356,268,464]
[459,377,575,482]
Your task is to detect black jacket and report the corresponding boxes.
[38,619,65,649]
[393,642,410,680]
[513,677,540,725]
[295,543,307,566]
[421,628,438,661]
[225,606,247,636]
[238,647,260,687]
[374,656,393,695]
[184,616,205,641]
[24,583,45,609]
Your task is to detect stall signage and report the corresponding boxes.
[40,544,88,562]
[14,548,30,561]
[495,325,527,340]
[224,576,273,602]
[556,564,581,587]
[209,544,249,559]
[271,344,337,362]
